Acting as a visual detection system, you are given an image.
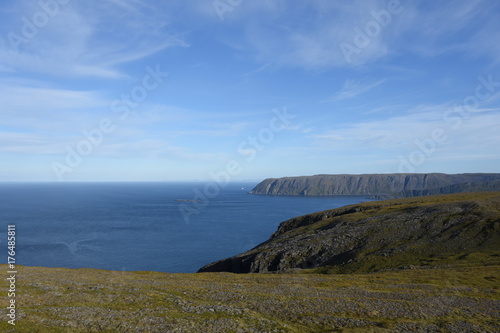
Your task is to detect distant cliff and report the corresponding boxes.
[249,173,500,198]
[199,192,500,274]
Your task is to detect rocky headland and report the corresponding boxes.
[199,192,500,274]
[249,173,500,198]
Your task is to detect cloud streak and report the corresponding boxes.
[329,79,385,102]
[209,0,500,70]
[310,104,500,155]
[0,1,187,78]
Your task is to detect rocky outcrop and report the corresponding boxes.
[199,192,500,274]
[249,173,500,198]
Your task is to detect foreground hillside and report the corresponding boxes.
[200,192,500,274]
[249,173,500,197]
[1,264,498,332]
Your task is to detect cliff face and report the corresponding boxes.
[249,173,500,198]
[198,192,500,274]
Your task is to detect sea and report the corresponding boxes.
[0,182,375,273]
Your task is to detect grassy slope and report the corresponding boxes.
[304,191,500,274]
[0,264,498,332]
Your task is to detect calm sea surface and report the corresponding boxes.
[0,182,375,273]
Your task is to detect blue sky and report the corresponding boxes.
[0,0,499,182]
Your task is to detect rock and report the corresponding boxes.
[249,173,500,198]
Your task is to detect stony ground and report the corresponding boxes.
[0,264,498,332]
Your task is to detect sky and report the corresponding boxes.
[0,0,499,182]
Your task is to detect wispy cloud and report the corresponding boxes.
[1,83,106,111]
[228,0,402,69]
[390,0,499,62]
[0,1,187,78]
[210,0,499,70]
[328,79,385,102]
[0,81,108,134]
[311,107,500,156]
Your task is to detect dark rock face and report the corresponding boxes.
[199,192,500,273]
[249,173,500,198]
